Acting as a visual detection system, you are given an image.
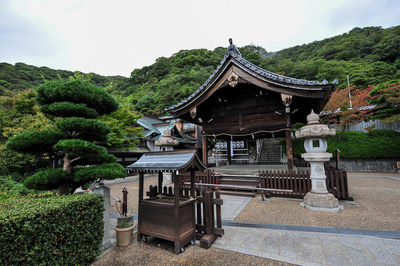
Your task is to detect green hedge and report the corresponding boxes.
[292,130,400,159]
[0,193,104,265]
[0,175,34,196]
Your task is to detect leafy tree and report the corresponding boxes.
[324,85,373,134]
[368,80,400,121]
[99,95,143,149]
[7,79,126,194]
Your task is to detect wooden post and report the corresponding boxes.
[173,172,180,253]
[202,135,208,166]
[122,187,128,216]
[137,171,144,241]
[226,139,232,165]
[190,170,195,197]
[158,172,163,194]
[200,189,217,248]
[190,170,196,243]
[285,113,294,172]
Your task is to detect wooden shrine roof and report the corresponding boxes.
[126,150,206,173]
[166,42,337,117]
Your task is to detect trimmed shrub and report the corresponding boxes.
[74,163,126,183]
[292,130,400,159]
[0,175,33,196]
[23,168,72,190]
[0,193,104,265]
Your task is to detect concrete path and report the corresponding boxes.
[214,226,400,266]
[215,193,400,265]
[220,195,252,221]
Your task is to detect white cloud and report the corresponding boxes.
[1,0,399,76]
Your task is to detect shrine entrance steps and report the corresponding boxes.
[217,174,258,197]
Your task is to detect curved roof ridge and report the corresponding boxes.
[166,50,338,112]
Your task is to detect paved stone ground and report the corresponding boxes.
[220,195,252,220]
[214,226,400,266]
[103,172,400,265]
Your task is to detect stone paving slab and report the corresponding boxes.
[220,195,252,221]
[213,226,400,266]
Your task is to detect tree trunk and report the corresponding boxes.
[59,153,72,195]
[63,153,72,172]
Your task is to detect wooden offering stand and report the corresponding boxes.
[127,150,220,253]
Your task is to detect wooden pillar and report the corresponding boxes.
[173,171,180,253]
[285,113,294,172]
[226,139,232,165]
[158,172,163,194]
[202,135,208,166]
[190,170,196,243]
[190,170,195,197]
[137,171,144,241]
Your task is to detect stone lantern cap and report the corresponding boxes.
[155,128,179,147]
[295,110,336,139]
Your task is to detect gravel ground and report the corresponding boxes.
[235,176,400,231]
[109,175,159,215]
[92,233,293,266]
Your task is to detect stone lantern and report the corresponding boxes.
[155,128,179,185]
[155,128,179,151]
[295,110,343,212]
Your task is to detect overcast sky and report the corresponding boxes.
[1,0,400,77]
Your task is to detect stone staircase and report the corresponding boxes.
[258,139,283,165]
[217,174,259,197]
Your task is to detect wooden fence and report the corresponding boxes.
[259,166,352,200]
[259,169,311,198]
[325,166,351,200]
[179,169,217,187]
[194,189,224,248]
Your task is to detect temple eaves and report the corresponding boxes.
[166,40,338,113]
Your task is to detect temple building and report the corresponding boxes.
[166,40,337,170]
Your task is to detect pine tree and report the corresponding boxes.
[7,78,125,194]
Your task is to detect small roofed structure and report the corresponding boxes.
[127,150,206,253]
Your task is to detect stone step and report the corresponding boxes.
[218,190,256,197]
[219,179,259,186]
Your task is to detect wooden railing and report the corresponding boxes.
[194,189,224,248]
[259,169,311,198]
[325,166,352,200]
[180,169,217,187]
[259,166,352,200]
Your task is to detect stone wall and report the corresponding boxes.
[92,185,114,250]
[327,158,399,172]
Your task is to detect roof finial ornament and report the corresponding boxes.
[227,38,242,57]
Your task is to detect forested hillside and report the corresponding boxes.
[1,25,399,116]
[0,62,128,94]
[121,26,400,115]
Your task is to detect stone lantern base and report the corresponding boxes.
[301,192,343,213]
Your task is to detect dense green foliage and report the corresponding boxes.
[0,193,104,265]
[0,62,127,94]
[23,168,72,190]
[1,26,399,117]
[6,79,125,194]
[37,79,119,115]
[292,130,400,159]
[114,26,400,115]
[0,175,34,195]
[368,79,400,121]
[7,129,65,154]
